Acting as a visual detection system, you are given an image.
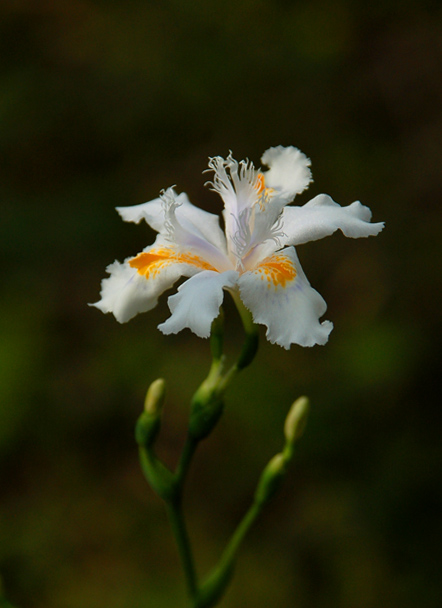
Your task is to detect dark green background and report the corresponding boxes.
[1,1,441,607]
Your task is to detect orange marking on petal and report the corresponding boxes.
[255,173,274,208]
[255,172,266,194]
[129,247,217,278]
[253,254,297,289]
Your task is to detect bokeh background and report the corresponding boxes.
[1,1,441,607]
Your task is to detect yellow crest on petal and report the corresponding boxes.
[129,247,217,278]
[251,253,297,289]
[255,172,274,209]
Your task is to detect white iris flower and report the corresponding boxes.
[92,146,384,348]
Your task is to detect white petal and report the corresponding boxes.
[176,198,228,255]
[261,146,312,200]
[117,192,226,248]
[238,247,333,348]
[90,260,167,323]
[281,194,385,246]
[90,242,209,323]
[117,194,177,230]
[117,190,229,269]
[159,270,239,338]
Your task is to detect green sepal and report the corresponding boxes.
[135,378,166,449]
[254,453,288,507]
[189,390,225,441]
[188,356,226,441]
[138,447,177,502]
[135,412,161,449]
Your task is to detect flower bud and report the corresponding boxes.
[284,396,309,444]
[136,379,166,448]
[189,388,224,440]
[144,378,166,415]
[254,453,287,506]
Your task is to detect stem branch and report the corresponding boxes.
[216,501,262,573]
[139,302,262,607]
[166,498,198,601]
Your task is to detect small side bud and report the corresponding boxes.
[144,378,166,415]
[189,388,224,440]
[254,453,287,506]
[284,396,309,444]
[136,379,166,449]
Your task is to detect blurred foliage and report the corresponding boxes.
[1,0,441,607]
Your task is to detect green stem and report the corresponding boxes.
[195,501,263,608]
[175,435,198,486]
[216,501,262,573]
[228,291,259,372]
[166,498,198,601]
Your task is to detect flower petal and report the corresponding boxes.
[261,146,312,200]
[117,190,229,270]
[117,193,181,230]
[90,240,215,323]
[117,192,227,251]
[159,270,239,338]
[281,194,385,246]
[90,260,161,323]
[238,247,333,348]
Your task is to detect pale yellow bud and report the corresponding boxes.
[284,396,309,444]
[144,378,166,415]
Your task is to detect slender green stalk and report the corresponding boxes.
[166,498,198,601]
[193,501,263,608]
[215,501,262,576]
[229,291,259,371]
[175,435,198,486]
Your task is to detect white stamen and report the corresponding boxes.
[268,214,286,248]
[160,187,182,242]
[205,153,286,267]
[206,153,257,202]
[231,208,253,265]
